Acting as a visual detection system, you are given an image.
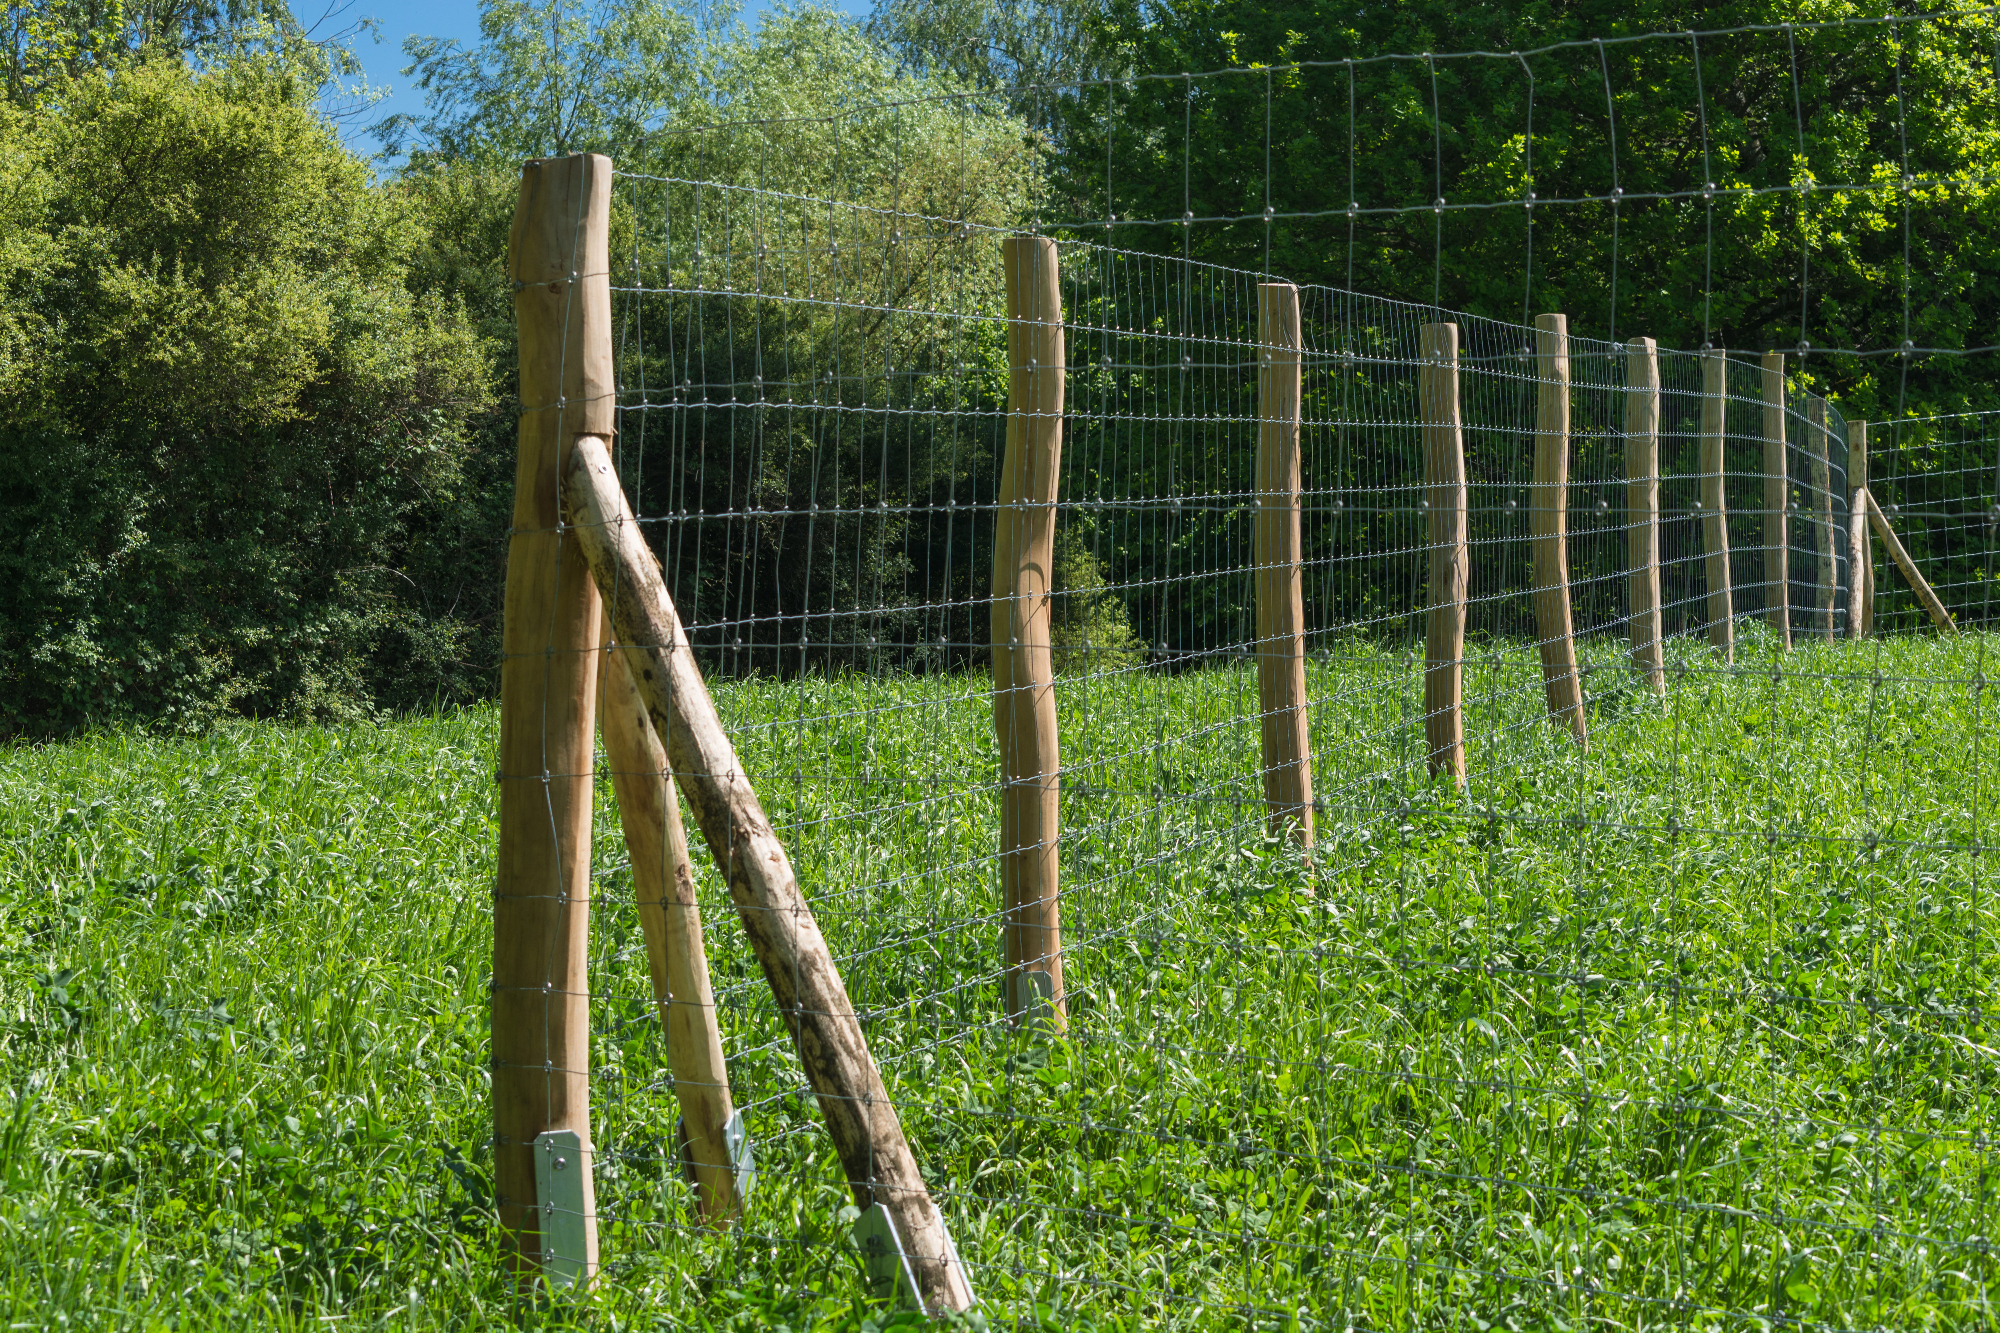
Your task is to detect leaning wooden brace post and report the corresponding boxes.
[1532,313,1587,747]
[1865,488,1957,633]
[1700,347,1734,662]
[1808,395,1837,640]
[1256,283,1316,835]
[1851,421,1874,637]
[993,236,1067,1029]
[1420,321,1466,783]
[1760,352,1791,650]
[1625,337,1665,695]
[565,436,977,1312]
[495,152,608,1279]
[597,610,739,1223]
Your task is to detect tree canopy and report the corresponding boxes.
[4,0,1998,730]
[1016,0,2000,418]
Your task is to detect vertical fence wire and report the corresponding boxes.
[556,73,1999,1324]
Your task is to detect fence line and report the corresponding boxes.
[483,146,2000,1328]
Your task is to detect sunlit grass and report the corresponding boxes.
[0,631,1993,1329]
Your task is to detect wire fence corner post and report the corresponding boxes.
[495,151,614,1285]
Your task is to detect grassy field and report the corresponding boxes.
[0,630,1994,1330]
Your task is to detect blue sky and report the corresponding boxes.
[333,0,869,153]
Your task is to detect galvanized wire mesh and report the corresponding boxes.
[529,12,2000,1324]
[1872,410,2000,631]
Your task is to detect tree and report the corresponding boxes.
[379,2,1044,677]
[374,0,702,163]
[1049,0,2000,420]
[864,0,1124,138]
[0,57,489,733]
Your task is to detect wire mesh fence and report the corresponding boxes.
[1872,410,2000,632]
[473,9,2000,1323]
[518,156,2000,1326]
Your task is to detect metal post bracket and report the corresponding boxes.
[533,1129,589,1286]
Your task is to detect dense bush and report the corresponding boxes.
[0,58,491,734]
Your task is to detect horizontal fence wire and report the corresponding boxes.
[528,13,2000,1304]
[1873,410,2000,632]
[554,81,1995,1323]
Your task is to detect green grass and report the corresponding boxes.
[0,630,1994,1330]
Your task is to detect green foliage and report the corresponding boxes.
[1050,524,1146,672]
[0,57,490,734]
[1051,0,2000,420]
[377,0,701,163]
[865,0,1123,135]
[2,0,351,110]
[378,3,1047,679]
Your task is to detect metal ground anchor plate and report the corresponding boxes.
[532,1129,588,1286]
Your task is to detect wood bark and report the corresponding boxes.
[1760,352,1791,650]
[1847,499,1870,640]
[565,434,976,1312]
[1864,488,1957,634]
[992,236,1067,1028]
[1808,396,1837,640]
[1533,314,1586,747]
[1699,348,1734,662]
[597,609,739,1223]
[1851,421,1874,636]
[1420,322,1466,783]
[1256,283,1316,833]
[496,152,612,1279]
[1625,338,1664,695]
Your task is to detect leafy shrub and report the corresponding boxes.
[1050,525,1145,673]
[0,57,489,734]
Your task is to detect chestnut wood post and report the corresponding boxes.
[1533,313,1586,746]
[1420,321,1466,784]
[496,153,611,1280]
[1700,348,1734,662]
[1851,421,1874,637]
[565,436,977,1312]
[1847,499,1870,640]
[1864,488,1957,633]
[993,236,1066,1029]
[1256,283,1316,834]
[1625,337,1664,695]
[1809,395,1837,640]
[1761,352,1792,650]
[597,609,739,1223]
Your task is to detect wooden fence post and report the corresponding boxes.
[1256,283,1316,835]
[1851,420,1873,637]
[1700,348,1734,662]
[1533,313,1587,747]
[1625,337,1664,695]
[564,436,977,1312]
[1863,487,1957,633]
[597,610,739,1224]
[1420,321,1466,783]
[1847,500,1869,640]
[496,152,611,1280]
[1761,352,1791,650]
[994,236,1066,1030]
[1809,395,1836,640]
